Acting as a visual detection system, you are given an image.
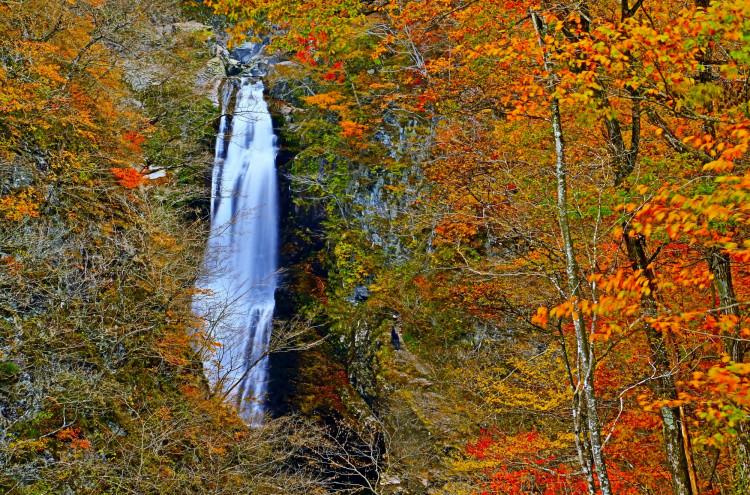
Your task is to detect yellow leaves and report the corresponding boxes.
[639,220,653,238]
[634,170,750,251]
[370,42,389,61]
[302,91,350,114]
[546,267,668,341]
[648,317,684,336]
[154,406,173,421]
[150,232,179,252]
[475,41,513,59]
[0,67,41,114]
[8,437,50,456]
[156,329,191,367]
[474,351,571,414]
[549,300,574,320]
[531,306,548,327]
[688,362,750,413]
[339,119,366,139]
[669,193,686,207]
[32,63,66,85]
[595,269,653,308]
[727,362,750,376]
[703,159,735,172]
[366,81,396,91]
[0,189,42,222]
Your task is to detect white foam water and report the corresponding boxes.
[193,78,278,425]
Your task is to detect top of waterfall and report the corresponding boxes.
[230,41,268,64]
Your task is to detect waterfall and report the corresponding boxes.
[193,78,279,425]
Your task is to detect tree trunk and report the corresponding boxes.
[707,248,744,361]
[697,1,749,485]
[707,248,750,492]
[532,10,613,495]
[559,325,597,495]
[598,5,698,485]
[574,391,598,495]
[623,227,696,495]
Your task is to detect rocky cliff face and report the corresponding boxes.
[218,46,482,493]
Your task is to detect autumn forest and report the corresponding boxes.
[1,0,749,494]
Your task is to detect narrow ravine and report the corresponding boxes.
[193,78,279,425]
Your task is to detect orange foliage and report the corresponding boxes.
[339,120,366,139]
[0,189,41,221]
[110,167,144,189]
[208,0,750,492]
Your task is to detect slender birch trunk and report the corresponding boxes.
[560,325,597,495]
[531,10,613,495]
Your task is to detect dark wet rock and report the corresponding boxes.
[247,61,269,78]
[230,42,265,64]
[226,59,242,76]
[390,328,401,350]
[348,285,370,304]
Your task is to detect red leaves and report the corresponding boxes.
[415,90,438,112]
[294,31,330,66]
[295,48,317,66]
[323,61,345,82]
[123,130,146,152]
[110,167,144,189]
[465,429,591,495]
[56,427,92,450]
[466,430,494,460]
[466,419,667,495]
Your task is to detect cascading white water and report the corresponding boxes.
[193,78,278,425]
